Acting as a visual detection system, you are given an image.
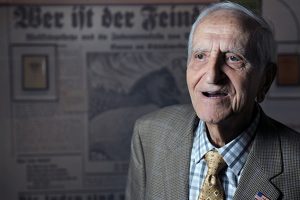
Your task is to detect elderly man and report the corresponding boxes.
[125,2,300,200]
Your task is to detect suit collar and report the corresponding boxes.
[234,111,282,200]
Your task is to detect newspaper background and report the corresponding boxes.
[3,4,208,200]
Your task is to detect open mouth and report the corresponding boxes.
[202,91,228,98]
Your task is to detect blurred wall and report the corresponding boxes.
[261,0,300,131]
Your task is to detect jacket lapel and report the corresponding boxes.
[234,112,282,200]
[163,107,198,200]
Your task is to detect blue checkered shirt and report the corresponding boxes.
[189,111,260,200]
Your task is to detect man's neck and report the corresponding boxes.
[205,107,257,147]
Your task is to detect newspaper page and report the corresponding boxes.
[4,3,213,200]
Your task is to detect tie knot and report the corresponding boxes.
[204,150,226,174]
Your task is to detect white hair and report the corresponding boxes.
[187,1,276,67]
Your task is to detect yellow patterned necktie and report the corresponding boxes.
[198,150,227,200]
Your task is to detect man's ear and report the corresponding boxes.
[256,62,277,103]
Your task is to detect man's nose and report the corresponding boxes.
[205,53,225,84]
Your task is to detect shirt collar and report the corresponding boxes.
[193,108,260,176]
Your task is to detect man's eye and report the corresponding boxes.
[226,53,243,62]
[228,55,241,62]
[225,53,245,69]
[195,53,205,60]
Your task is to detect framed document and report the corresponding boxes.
[11,44,57,101]
[22,55,49,90]
[276,54,300,86]
[269,53,300,98]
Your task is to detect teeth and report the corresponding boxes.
[203,92,227,97]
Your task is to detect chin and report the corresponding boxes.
[200,116,226,124]
[196,110,231,125]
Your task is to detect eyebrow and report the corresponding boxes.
[224,47,246,55]
[191,47,210,54]
[192,47,246,56]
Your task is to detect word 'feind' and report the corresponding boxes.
[141,6,200,31]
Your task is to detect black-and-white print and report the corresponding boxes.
[87,52,189,162]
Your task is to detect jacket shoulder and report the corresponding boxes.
[137,104,195,123]
[265,115,300,143]
[133,104,197,149]
[135,104,196,134]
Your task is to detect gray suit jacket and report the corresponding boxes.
[125,104,300,200]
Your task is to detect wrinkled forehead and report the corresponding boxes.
[197,10,255,34]
[192,10,257,50]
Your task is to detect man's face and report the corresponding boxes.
[187,10,266,125]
